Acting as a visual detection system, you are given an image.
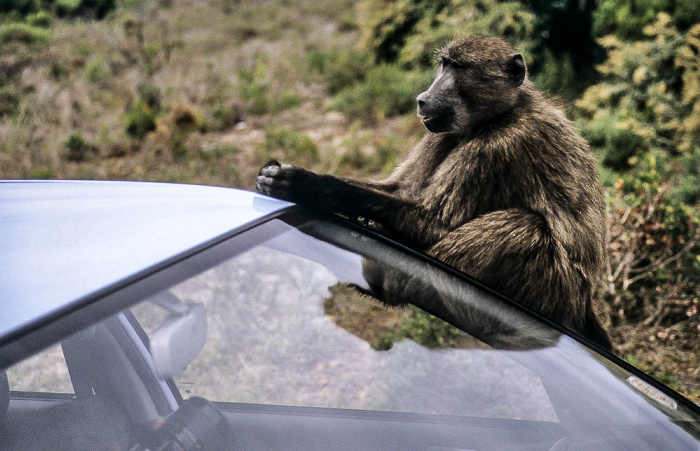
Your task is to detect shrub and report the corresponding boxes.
[0,22,50,44]
[237,57,272,115]
[577,15,700,169]
[306,48,373,95]
[84,56,111,83]
[237,57,302,115]
[601,183,698,330]
[125,83,162,138]
[255,126,319,166]
[274,90,302,113]
[593,0,700,40]
[170,102,202,130]
[51,0,116,19]
[208,101,243,132]
[356,0,601,98]
[358,0,538,68]
[64,132,97,162]
[337,124,402,175]
[49,61,69,80]
[332,64,432,123]
[136,83,161,110]
[375,306,463,350]
[584,15,700,386]
[28,166,53,179]
[0,85,20,117]
[125,100,157,138]
[0,0,34,14]
[26,11,51,27]
[675,151,700,204]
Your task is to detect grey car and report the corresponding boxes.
[1,180,698,450]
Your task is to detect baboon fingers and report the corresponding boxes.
[260,159,280,173]
[259,164,281,177]
[254,175,274,195]
[255,162,317,202]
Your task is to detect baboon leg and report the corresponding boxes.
[359,258,440,307]
[357,250,562,350]
[427,209,588,332]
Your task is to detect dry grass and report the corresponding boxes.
[0,0,417,187]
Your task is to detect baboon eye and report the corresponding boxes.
[441,57,465,69]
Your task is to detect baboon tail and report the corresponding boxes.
[582,311,613,352]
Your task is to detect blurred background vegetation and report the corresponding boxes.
[0,0,697,398]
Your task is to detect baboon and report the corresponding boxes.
[256,36,611,351]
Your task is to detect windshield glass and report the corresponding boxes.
[131,214,699,444]
[4,212,698,450]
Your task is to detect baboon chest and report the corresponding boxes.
[396,136,464,199]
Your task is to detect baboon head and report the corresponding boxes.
[416,36,526,134]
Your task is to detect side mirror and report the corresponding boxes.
[148,292,207,379]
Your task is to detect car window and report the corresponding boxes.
[132,219,558,421]
[6,344,72,394]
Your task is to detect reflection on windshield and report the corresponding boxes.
[140,243,556,421]
[131,216,699,447]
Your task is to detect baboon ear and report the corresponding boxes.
[506,54,526,87]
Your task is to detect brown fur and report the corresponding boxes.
[256,36,610,350]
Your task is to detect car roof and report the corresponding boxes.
[0,180,292,340]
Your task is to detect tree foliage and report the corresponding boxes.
[576,14,700,189]
[576,14,699,383]
[356,0,601,97]
[593,0,700,41]
[357,0,539,69]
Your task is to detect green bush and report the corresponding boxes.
[256,126,319,166]
[51,0,116,19]
[84,56,111,83]
[0,22,50,44]
[306,48,373,95]
[593,0,700,40]
[332,64,432,123]
[576,15,700,166]
[0,0,35,14]
[375,306,463,350]
[26,10,51,27]
[125,100,157,138]
[675,151,700,204]
[64,132,96,162]
[237,61,269,114]
[0,85,20,117]
[273,90,302,113]
[136,83,161,110]
[356,0,600,97]
[207,101,242,132]
[124,83,162,138]
[582,16,700,383]
[358,0,539,68]
[28,166,53,179]
[237,57,302,115]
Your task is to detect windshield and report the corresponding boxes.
[131,213,699,445]
[4,211,698,450]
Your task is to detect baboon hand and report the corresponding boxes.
[255,160,314,202]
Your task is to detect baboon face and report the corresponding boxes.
[416,36,526,134]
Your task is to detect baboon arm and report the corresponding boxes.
[256,162,449,246]
[341,177,400,194]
